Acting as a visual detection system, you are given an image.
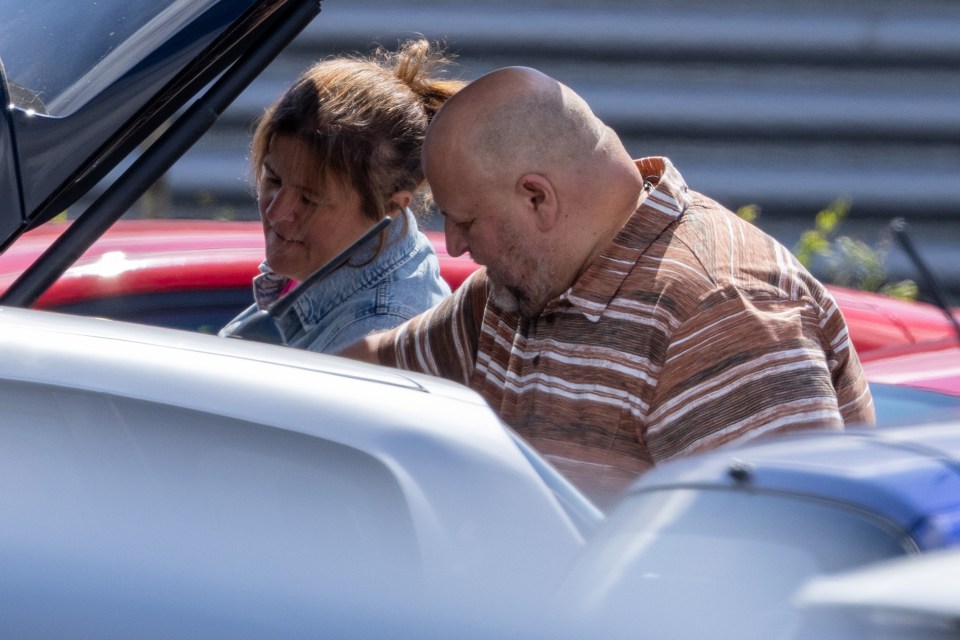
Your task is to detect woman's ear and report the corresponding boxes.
[517,173,558,232]
[387,190,414,216]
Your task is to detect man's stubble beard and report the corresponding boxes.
[487,251,554,319]
[483,203,557,319]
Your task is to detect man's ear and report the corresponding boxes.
[517,173,558,232]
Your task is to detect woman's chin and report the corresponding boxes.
[265,252,305,280]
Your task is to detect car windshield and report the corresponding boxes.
[0,0,218,116]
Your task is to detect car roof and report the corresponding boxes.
[620,422,960,546]
[0,304,483,416]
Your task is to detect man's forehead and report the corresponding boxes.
[427,169,469,211]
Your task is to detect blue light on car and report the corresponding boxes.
[911,507,960,550]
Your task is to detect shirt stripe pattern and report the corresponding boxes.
[379,157,875,508]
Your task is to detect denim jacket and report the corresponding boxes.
[220,208,450,354]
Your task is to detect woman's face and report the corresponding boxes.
[257,134,372,282]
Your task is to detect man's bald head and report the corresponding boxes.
[422,66,646,318]
[424,67,608,183]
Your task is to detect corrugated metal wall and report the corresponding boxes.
[158,0,960,297]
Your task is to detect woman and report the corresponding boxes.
[221,39,461,353]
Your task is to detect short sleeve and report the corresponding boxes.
[643,290,860,461]
[377,269,490,386]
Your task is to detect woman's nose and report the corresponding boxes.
[262,187,298,223]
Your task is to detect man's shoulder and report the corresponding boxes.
[679,189,786,250]
[616,196,802,320]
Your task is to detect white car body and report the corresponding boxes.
[0,307,597,634]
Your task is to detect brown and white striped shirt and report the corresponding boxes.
[379,157,875,507]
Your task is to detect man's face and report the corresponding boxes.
[431,165,554,317]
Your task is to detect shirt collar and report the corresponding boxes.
[561,157,690,322]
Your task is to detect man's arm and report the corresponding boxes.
[337,269,490,381]
[337,331,388,365]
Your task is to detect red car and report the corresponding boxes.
[827,285,960,360]
[5,218,959,419]
[836,284,960,415]
[863,340,960,426]
[3,217,957,362]
[864,340,960,396]
[0,219,478,333]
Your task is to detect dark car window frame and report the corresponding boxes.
[48,288,253,333]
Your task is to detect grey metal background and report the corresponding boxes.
[117,1,960,299]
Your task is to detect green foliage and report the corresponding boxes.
[734,204,760,225]
[792,198,849,269]
[736,198,918,301]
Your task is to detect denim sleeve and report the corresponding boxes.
[307,304,425,355]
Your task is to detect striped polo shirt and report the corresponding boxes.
[379,157,875,507]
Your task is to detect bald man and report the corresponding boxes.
[342,66,874,508]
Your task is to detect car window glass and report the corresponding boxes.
[0,0,217,116]
[557,487,910,639]
[0,379,421,598]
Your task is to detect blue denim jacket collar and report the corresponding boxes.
[251,207,428,338]
[289,207,423,330]
[252,208,415,309]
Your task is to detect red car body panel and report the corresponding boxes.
[0,219,479,308]
[826,285,960,360]
[3,221,958,397]
[863,340,960,397]
[829,285,960,397]
[0,220,265,307]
